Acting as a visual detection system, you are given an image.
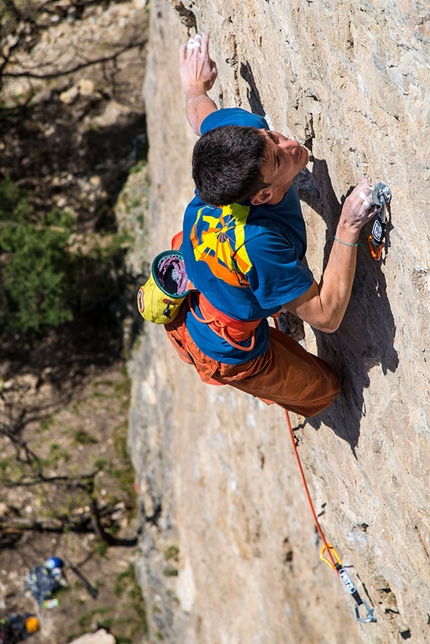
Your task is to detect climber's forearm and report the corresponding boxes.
[318,221,358,329]
[185,92,218,136]
[284,222,358,333]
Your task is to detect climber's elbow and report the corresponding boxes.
[283,284,344,334]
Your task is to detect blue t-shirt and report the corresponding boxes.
[200,107,269,133]
[182,108,314,364]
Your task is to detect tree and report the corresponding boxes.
[0,177,128,334]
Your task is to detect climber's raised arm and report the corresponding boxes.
[283,178,376,333]
[179,32,218,136]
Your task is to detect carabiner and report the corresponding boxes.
[367,181,391,261]
[372,182,391,224]
[320,543,342,569]
[355,598,377,623]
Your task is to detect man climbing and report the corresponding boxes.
[165,33,376,417]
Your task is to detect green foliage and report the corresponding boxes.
[90,390,107,399]
[93,457,108,470]
[95,539,109,558]
[111,419,136,500]
[72,430,98,446]
[162,567,179,577]
[45,442,70,465]
[38,416,55,433]
[128,160,146,175]
[113,564,135,597]
[112,564,149,637]
[0,178,128,334]
[71,577,148,643]
[76,606,110,628]
[164,545,179,562]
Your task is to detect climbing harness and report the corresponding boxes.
[283,410,377,624]
[367,182,392,261]
[187,291,260,351]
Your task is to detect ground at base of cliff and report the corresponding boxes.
[0,319,148,644]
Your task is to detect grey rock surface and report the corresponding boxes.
[129,1,430,642]
[68,630,116,644]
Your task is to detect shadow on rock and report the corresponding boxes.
[240,61,266,117]
[295,159,399,453]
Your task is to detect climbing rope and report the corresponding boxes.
[283,409,376,623]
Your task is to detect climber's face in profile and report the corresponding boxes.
[250,129,309,205]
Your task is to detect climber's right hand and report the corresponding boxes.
[337,177,377,241]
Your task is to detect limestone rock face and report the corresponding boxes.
[129,1,430,642]
[68,630,116,644]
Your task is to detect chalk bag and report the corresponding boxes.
[137,250,190,324]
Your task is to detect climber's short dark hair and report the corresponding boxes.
[192,125,270,206]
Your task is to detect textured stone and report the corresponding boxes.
[129,0,430,642]
[68,630,116,644]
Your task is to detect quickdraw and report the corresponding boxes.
[283,410,377,624]
[367,182,392,261]
[320,543,376,623]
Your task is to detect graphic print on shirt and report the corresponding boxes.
[190,203,253,287]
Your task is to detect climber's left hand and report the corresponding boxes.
[179,32,218,97]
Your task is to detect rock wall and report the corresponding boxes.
[129,1,430,642]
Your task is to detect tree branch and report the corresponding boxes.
[2,40,146,80]
[0,501,126,534]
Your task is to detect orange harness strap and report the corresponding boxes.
[187,292,260,352]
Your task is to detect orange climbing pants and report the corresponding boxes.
[165,307,340,417]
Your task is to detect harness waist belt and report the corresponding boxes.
[188,292,261,351]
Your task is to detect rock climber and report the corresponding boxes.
[165,33,377,417]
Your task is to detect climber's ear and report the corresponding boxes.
[250,187,273,206]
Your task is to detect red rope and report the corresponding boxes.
[284,409,337,567]
[273,314,337,568]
